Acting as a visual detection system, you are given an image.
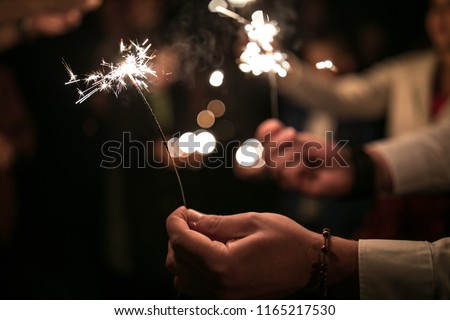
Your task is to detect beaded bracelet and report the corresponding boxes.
[319,228,331,298]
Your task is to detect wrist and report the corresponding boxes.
[299,230,359,299]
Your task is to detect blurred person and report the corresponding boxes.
[166,117,450,299]
[0,0,102,298]
[255,118,450,197]
[0,0,102,245]
[0,0,101,22]
[275,34,370,238]
[0,66,34,248]
[279,0,450,139]
[0,0,102,52]
[276,0,450,241]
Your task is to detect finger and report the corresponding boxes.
[187,209,257,242]
[266,127,297,168]
[166,206,229,269]
[255,118,285,142]
[166,241,214,285]
[81,0,103,11]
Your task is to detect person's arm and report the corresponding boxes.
[278,54,391,120]
[255,118,450,197]
[359,238,450,299]
[0,0,101,23]
[255,119,355,197]
[0,0,102,52]
[367,119,450,194]
[167,207,450,299]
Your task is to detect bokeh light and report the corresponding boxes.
[197,110,216,128]
[235,139,265,167]
[195,130,216,155]
[178,132,196,155]
[315,60,337,72]
[209,70,224,87]
[207,99,226,118]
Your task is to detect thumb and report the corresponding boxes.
[187,209,256,242]
[255,118,285,142]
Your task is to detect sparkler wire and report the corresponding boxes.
[268,71,279,119]
[131,80,187,208]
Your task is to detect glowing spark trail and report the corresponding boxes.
[64,39,187,208]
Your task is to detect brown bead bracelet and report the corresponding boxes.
[320,228,331,298]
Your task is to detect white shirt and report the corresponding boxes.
[360,119,450,299]
[359,238,450,299]
[370,118,450,194]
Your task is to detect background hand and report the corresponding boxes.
[256,118,354,197]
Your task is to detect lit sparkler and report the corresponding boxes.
[209,1,289,166]
[64,39,156,104]
[238,11,290,79]
[238,10,290,119]
[209,2,290,78]
[64,39,187,207]
[209,1,289,119]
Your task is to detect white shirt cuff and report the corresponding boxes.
[359,239,434,299]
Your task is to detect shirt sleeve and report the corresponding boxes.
[369,119,450,194]
[359,238,450,299]
[277,54,392,120]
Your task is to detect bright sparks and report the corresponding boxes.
[208,2,290,78]
[239,11,290,78]
[64,39,156,104]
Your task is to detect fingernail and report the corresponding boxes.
[187,209,203,226]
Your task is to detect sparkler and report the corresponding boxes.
[209,1,290,119]
[64,39,187,207]
[209,1,338,168]
[209,1,290,166]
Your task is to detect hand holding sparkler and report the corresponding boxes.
[166,206,358,299]
[255,118,354,197]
